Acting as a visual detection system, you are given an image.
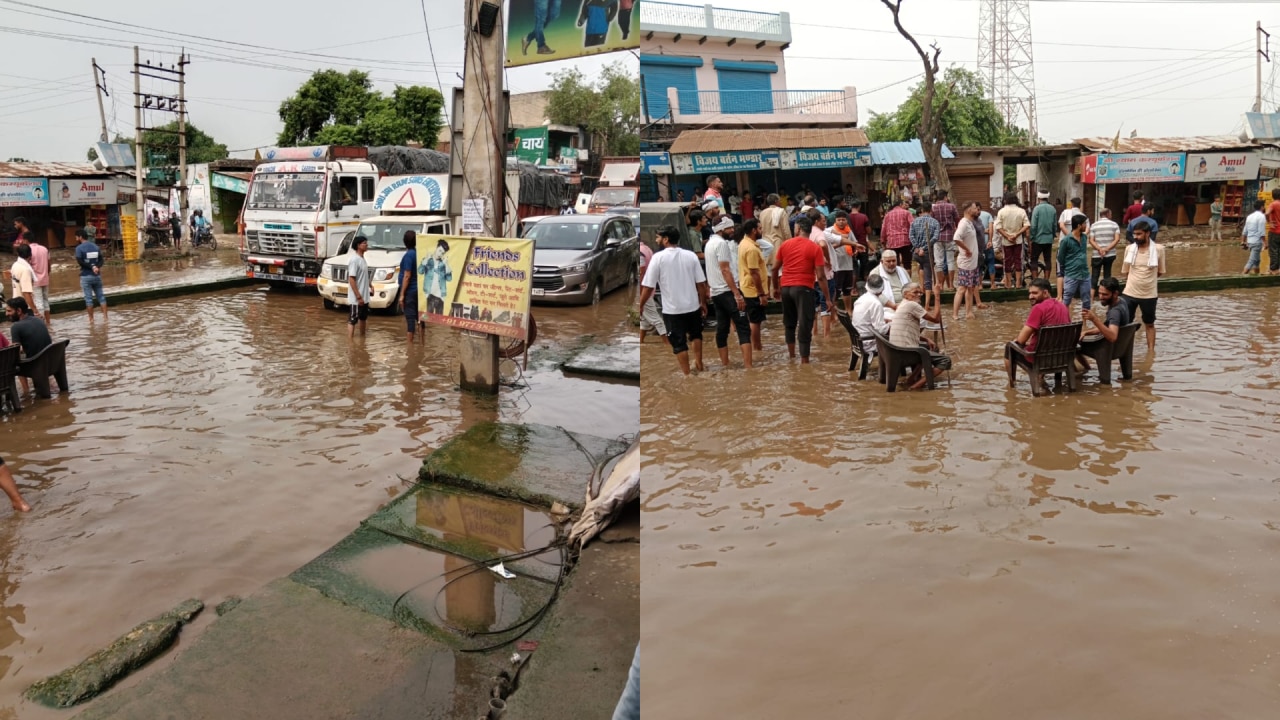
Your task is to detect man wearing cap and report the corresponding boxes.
[1121,217,1166,353]
[640,225,708,375]
[1057,214,1093,312]
[704,217,752,368]
[852,272,892,357]
[1029,190,1057,280]
[74,226,108,321]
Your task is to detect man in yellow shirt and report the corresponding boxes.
[737,218,770,352]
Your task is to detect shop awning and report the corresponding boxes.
[212,171,251,194]
[668,128,869,154]
[869,140,955,165]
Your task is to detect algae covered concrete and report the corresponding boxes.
[74,579,500,720]
[421,422,628,510]
[561,342,640,382]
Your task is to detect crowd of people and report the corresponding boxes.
[641,176,1168,388]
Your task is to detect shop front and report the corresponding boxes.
[1,167,121,249]
[864,140,955,227]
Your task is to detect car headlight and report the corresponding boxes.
[320,265,331,279]
[373,268,396,282]
[563,263,587,274]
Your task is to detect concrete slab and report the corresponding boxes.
[363,484,563,582]
[504,503,640,720]
[420,422,627,511]
[290,525,558,650]
[561,342,640,382]
[48,277,257,314]
[73,578,501,720]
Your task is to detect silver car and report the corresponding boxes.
[525,215,639,305]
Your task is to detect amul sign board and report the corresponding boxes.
[1186,152,1260,181]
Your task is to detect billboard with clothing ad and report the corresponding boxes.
[506,0,638,67]
[417,234,534,341]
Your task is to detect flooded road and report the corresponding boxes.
[640,287,1280,718]
[0,286,637,718]
[43,245,244,303]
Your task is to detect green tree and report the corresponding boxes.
[866,67,1031,148]
[546,61,640,159]
[86,124,227,165]
[276,69,444,147]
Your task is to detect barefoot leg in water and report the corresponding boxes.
[0,460,31,513]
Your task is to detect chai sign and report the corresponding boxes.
[1186,152,1260,181]
[50,178,117,207]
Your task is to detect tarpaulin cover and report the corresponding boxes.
[512,160,568,209]
[568,440,639,548]
[366,146,450,175]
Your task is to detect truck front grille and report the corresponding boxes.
[257,231,314,256]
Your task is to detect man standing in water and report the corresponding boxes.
[75,227,107,321]
[1242,199,1267,275]
[1121,218,1166,353]
[759,193,790,248]
[346,236,371,338]
[737,219,769,353]
[0,458,30,513]
[639,226,708,375]
[1057,214,1093,312]
[771,215,826,364]
[931,189,959,292]
[398,231,420,344]
[704,217,752,368]
[952,202,983,320]
[995,193,1030,288]
[1029,191,1057,280]
[908,202,939,312]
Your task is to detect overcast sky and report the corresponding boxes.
[668,0,1279,144]
[0,0,632,162]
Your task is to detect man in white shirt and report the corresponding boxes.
[640,225,709,375]
[870,249,911,311]
[1242,198,1267,275]
[727,190,742,221]
[704,217,752,369]
[852,272,892,355]
[825,210,864,318]
[9,243,37,313]
[1058,196,1087,239]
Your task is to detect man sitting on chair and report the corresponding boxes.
[853,273,892,358]
[1004,277,1072,380]
[1076,276,1131,375]
[889,282,947,391]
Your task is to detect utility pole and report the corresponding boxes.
[177,50,189,238]
[1255,21,1271,113]
[133,49,188,255]
[457,0,507,394]
[92,58,109,143]
[132,46,144,262]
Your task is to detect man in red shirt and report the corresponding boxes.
[1121,191,1145,227]
[881,197,914,272]
[1004,277,1073,386]
[769,215,827,363]
[1267,191,1280,275]
[848,200,872,280]
[740,193,754,222]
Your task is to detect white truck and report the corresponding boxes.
[316,175,453,311]
[241,145,382,287]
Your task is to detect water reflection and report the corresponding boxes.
[642,287,1280,718]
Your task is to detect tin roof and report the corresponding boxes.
[1073,135,1252,153]
[668,128,870,154]
[0,161,107,178]
[869,140,955,165]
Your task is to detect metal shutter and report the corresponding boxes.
[948,164,995,211]
[642,64,699,121]
[716,69,773,114]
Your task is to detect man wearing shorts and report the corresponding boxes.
[931,189,960,291]
[74,226,108,321]
[637,241,667,344]
[1121,218,1165,353]
[953,202,983,320]
[908,202,939,311]
[639,226,708,375]
[346,236,371,338]
[1057,214,1092,312]
[398,230,420,344]
[737,219,769,352]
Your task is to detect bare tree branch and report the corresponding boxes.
[879,0,950,192]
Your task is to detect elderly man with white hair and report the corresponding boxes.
[870,248,912,308]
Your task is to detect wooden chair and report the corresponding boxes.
[1007,322,1083,396]
[17,339,70,399]
[871,329,948,392]
[834,308,875,380]
[1078,321,1140,384]
[0,345,20,413]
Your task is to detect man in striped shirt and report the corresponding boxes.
[930,189,960,292]
[1088,208,1121,302]
[909,202,940,312]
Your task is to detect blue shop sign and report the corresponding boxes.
[673,151,781,175]
[782,147,872,169]
[641,151,671,174]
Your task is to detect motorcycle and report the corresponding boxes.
[191,224,217,250]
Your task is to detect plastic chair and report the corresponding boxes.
[0,345,20,413]
[1007,322,1083,396]
[17,339,70,399]
[1078,321,1140,384]
[872,329,945,392]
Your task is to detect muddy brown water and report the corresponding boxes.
[641,287,1280,718]
[41,245,244,303]
[0,286,636,718]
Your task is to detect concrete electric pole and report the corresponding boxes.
[457,0,508,394]
[133,46,144,260]
[1255,21,1271,113]
[92,58,109,143]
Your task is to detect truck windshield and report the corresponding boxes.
[525,220,601,250]
[592,188,637,206]
[355,223,422,251]
[248,173,325,210]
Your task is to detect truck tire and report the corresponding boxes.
[323,298,336,310]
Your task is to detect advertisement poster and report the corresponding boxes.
[506,0,639,68]
[0,178,49,207]
[1093,153,1186,184]
[1185,152,1260,182]
[513,127,549,165]
[417,234,534,340]
[49,178,118,207]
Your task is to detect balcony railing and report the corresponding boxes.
[689,90,849,116]
[640,2,788,39]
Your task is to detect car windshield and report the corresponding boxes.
[354,223,422,251]
[526,221,601,250]
[248,172,325,210]
[593,188,636,206]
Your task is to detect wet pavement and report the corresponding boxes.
[42,244,244,304]
[640,287,1280,718]
[0,284,637,719]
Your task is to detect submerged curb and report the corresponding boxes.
[47,276,260,315]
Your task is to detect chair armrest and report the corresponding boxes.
[1007,343,1030,358]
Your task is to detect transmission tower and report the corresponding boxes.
[978,0,1039,142]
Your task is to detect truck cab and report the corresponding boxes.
[316,174,453,310]
[587,160,641,214]
[241,145,380,286]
